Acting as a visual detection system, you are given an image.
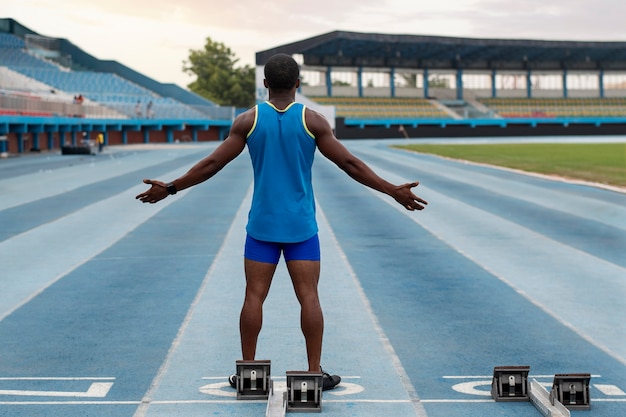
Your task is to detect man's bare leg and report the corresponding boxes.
[240,258,277,360]
[286,259,323,372]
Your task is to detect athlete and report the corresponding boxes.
[135,53,428,390]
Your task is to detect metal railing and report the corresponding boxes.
[0,93,126,118]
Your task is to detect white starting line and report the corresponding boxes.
[1,375,624,406]
[0,377,116,399]
[0,382,113,398]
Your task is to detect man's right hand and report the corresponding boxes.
[135,179,168,204]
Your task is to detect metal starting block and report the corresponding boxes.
[285,371,323,413]
[491,365,531,402]
[235,360,272,400]
[550,373,591,410]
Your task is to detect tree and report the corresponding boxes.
[183,37,255,108]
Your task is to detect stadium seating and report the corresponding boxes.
[308,96,452,119]
[0,32,26,48]
[479,97,626,118]
[0,32,206,120]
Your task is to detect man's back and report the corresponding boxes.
[245,101,318,243]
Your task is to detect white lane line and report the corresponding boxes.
[0,401,141,405]
[317,205,429,417]
[0,377,115,381]
[353,142,626,230]
[132,185,253,417]
[200,376,362,380]
[363,164,626,366]
[0,165,190,323]
[443,375,602,379]
[0,382,113,398]
[594,385,626,396]
[419,399,493,403]
[0,144,215,211]
[2,398,624,406]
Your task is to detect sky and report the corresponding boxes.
[4,0,626,89]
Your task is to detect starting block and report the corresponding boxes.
[235,360,272,400]
[491,365,531,402]
[285,371,323,413]
[550,373,591,410]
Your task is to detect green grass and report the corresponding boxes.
[393,143,626,188]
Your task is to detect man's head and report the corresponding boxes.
[264,54,300,91]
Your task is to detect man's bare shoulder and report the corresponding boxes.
[303,106,332,137]
[304,106,324,121]
[231,106,257,135]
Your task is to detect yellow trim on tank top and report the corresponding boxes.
[300,105,315,139]
[249,102,315,139]
[246,105,259,138]
[265,101,297,112]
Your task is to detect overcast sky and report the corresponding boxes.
[4,0,625,88]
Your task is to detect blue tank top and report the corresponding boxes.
[245,101,317,242]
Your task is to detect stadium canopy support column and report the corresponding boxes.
[526,69,532,98]
[27,123,43,152]
[166,126,174,143]
[599,69,605,98]
[390,66,395,98]
[0,135,6,155]
[423,68,429,99]
[219,126,229,141]
[12,121,31,153]
[59,125,72,147]
[17,133,24,153]
[456,68,463,100]
[326,66,332,97]
[491,69,497,98]
[123,124,140,145]
[46,130,54,150]
[141,124,162,144]
[29,125,42,150]
[357,66,363,97]
[563,69,568,98]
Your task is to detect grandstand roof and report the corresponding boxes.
[256,31,626,71]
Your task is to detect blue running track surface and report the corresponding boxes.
[0,139,624,417]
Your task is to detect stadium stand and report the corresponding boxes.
[308,96,453,120]
[255,31,626,137]
[0,18,236,154]
[479,97,626,119]
[0,23,225,121]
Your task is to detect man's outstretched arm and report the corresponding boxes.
[135,109,252,204]
[309,109,427,211]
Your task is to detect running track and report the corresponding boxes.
[0,138,624,417]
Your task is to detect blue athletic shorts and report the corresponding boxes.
[244,234,320,264]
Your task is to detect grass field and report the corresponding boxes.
[394,142,626,188]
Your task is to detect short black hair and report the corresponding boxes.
[264,54,300,91]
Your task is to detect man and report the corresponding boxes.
[97,132,104,153]
[136,53,427,390]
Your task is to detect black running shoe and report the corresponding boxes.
[228,374,237,389]
[321,368,341,391]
